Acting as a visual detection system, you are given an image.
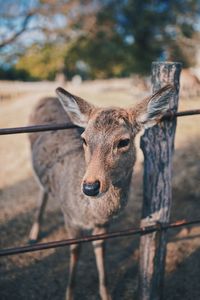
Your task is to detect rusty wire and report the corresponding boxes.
[0,109,200,135]
[163,109,200,120]
[0,219,200,257]
[0,123,79,135]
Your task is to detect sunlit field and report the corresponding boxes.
[0,79,200,300]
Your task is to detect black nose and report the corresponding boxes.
[83,181,100,197]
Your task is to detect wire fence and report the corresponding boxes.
[0,107,200,259]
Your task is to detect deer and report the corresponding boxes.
[28,84,174,300]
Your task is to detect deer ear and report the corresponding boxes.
[56,87,94,128]
[133,84,176,129]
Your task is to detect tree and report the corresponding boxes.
[1,0,200,80]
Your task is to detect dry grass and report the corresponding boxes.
[0,79,200,300]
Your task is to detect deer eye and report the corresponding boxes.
[117,138,130,149]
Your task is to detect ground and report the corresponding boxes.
[0,79,200,300]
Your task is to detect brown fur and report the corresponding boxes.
[29,85,174,300]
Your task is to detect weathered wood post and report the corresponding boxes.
[138,62,182,300]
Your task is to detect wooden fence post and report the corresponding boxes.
[138,62,182,300]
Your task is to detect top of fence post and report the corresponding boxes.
[138,61,182,300]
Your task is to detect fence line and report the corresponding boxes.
[0,218,200,257]
[0,94,199,258]
[0,109,200,136]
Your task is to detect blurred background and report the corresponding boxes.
[0,0,200,81]
[0,1,200,300]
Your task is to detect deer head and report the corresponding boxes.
[56,85,175,204]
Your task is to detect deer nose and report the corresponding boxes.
[83,181,100,197]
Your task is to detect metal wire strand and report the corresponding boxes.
[0,219,199,257]
[0,109,200,135]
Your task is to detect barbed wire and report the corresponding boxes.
[0,218,200,257]
[0,109,199,135]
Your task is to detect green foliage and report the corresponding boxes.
[64,0,200,77]
[0,66,30,81]
[15,43,67,80]
[66,34,127,79]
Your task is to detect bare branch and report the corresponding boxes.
[0,11,35,49]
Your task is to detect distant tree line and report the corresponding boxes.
[0,0,200,80]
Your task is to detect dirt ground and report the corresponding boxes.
[0,79,200,300]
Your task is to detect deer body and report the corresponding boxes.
[29,85,174,300]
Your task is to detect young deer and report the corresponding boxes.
[29,84,174,300]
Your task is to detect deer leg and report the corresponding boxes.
[92,227,112,300]
[29,189,48,243]
[66,243,81,300]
